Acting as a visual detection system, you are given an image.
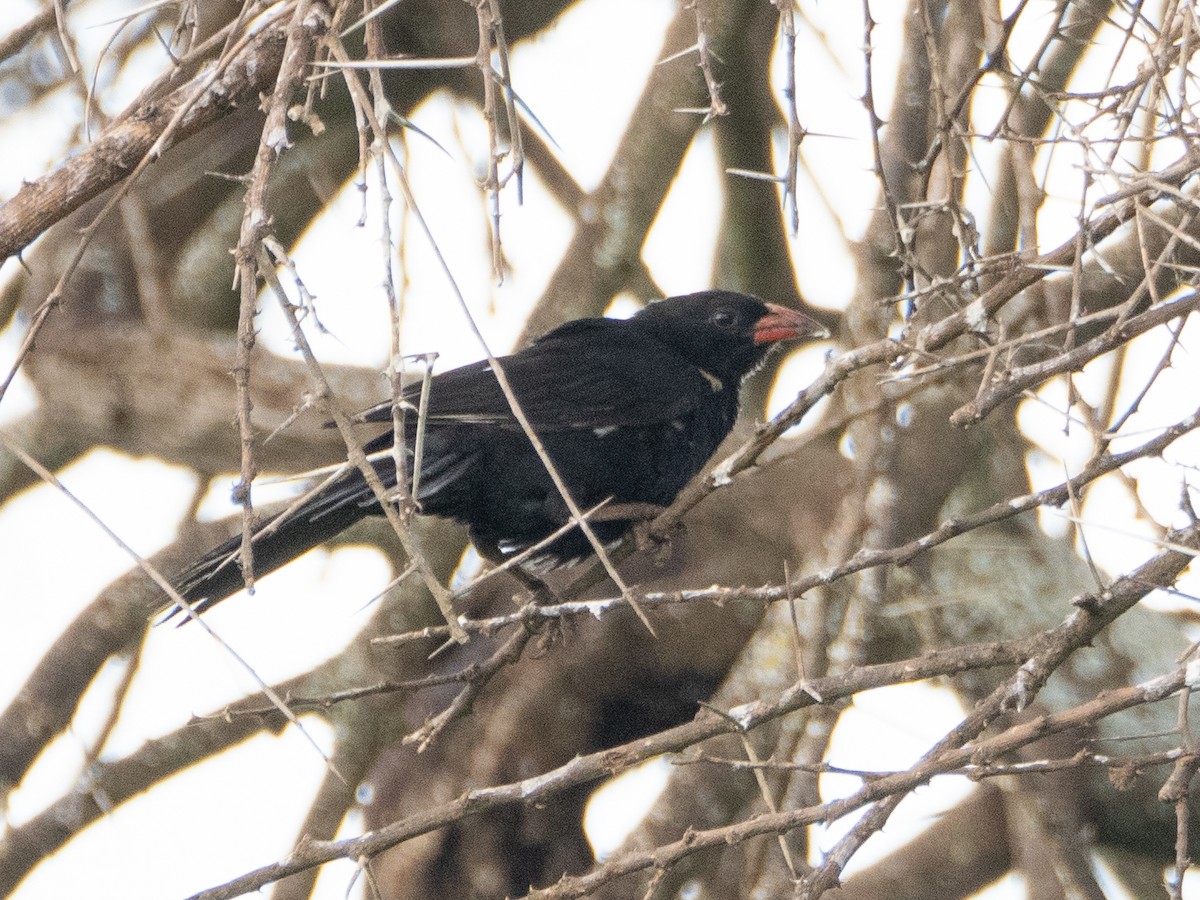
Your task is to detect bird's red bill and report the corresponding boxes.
[753,304,830,345]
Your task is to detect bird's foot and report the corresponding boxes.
[632,515,682,565]
[509,567,570,652]
[509,565,555,602]
[587,501,668,524]
[589,500,678,562]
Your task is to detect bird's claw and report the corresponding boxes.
[633,516,682,564]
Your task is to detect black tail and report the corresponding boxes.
[166,428,480,618]
[169,464,388,617]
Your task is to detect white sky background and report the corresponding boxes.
[1,1,1198,898]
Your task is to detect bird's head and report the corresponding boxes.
[634,290,830,384]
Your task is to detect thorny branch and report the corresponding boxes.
[187,516,1200,898]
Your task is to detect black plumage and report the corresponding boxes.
[171,290,827,614]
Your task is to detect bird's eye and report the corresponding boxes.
[710,309,736,329]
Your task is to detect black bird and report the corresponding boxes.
[171,290,828,614]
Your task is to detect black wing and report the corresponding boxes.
[358,318,721,432]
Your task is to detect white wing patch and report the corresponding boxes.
[697,368,723,392]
